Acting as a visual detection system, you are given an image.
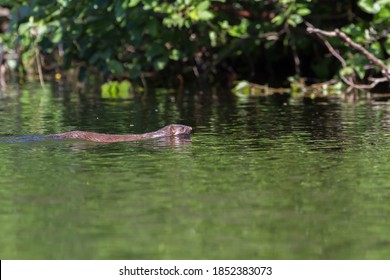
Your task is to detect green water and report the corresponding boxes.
[0,85,390,259]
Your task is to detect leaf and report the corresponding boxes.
[358,0,378,14]
[234,80,250,90]
[146,45,165,61]
[188,1,214,21]
[153,56,168,71]
[106,59,124,75]
[384,37,390,55]
[227,19,249,37]
[128,0,141,8]
[355,66,366,79]
[169,49,181,61]
[340,66,354,77]
[271,15,284,26]
[188,9,199,21]
[90,49,111,64]
[296,8,311,16]
[127,64,141,78]
[376,3,390,23]
[197,1,210,12]
[232,80,251,94]
[147,18,159,37]
[18,22,31,34]
[197,10,214,20]
[51,29,62,44]
[287,14,303,27]
[115,1,125,23]
[209,30,217,47]
[57,0,71,7]
[369,41,382,58]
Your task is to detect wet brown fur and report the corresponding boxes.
[49,124,192,143]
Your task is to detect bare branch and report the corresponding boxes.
[306,25,390,80]
[0,8,10,18]
[321,35,347,68]
[341,75,387,89]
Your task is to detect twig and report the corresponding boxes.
[322,39,347,68]
[336,29,389,78]
[341,76,387,90]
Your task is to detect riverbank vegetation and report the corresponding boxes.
[0,0,389,94]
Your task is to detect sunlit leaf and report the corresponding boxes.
[169,49,181,61]
[340,66,354,77]
[154,56,168,70]
[51,29,62,44]
[115,1,126,22]
[197,10,214,20]
[128,0,141,8]
[232,80,251,95]
[271,15,284,26]
[297,8,311,16]
[358,0,378,14]
[197,1,210,12]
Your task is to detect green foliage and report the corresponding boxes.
[0,0,388,86]
[271,0,312,27]
[358,0,390,22]
[233,78,343,98]
[101,80,132,98]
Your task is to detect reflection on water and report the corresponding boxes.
[0,85,390,259]
[0,135,49,143]
[154,135,192,146]
[0,134,192,146]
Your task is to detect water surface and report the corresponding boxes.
[1,85,390,259]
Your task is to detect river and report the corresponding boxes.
[0,84,389,259]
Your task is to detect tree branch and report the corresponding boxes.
[306,25,390,80]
